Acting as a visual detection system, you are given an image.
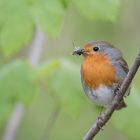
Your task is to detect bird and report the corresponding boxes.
[73,41,130,110]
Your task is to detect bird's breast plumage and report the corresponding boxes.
[81,53,119,90]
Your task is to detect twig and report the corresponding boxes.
[40,81,61,140]
[42,104,60,140]
[2,103,25,140]
[83,49,140,140]
[28,27,46,66]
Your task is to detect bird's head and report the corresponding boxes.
[73,41,122,61]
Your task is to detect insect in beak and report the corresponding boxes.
[72,47,87,56]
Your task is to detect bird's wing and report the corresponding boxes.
[116,57,130,96]
[118,57,129,74]
[115,57,129,80]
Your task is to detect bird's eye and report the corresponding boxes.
[93,47,99,52]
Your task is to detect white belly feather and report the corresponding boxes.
[83,84,115,107]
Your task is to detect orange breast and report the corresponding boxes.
[82,53,118,89]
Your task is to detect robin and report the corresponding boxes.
[73,41,130,110]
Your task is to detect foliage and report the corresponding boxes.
[73,0,120,21]
[0,61,38,124]
[0,0,66,57]
[45,60,86,117]
[0,0,120,57]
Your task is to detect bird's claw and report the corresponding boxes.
[114,84,121,95]
[115,84,127,97]
[96,116,104,130]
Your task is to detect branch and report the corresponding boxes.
[83,49,140,140]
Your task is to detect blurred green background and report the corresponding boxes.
[0,0,140,140]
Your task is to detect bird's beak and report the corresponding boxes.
[72,47,87,56]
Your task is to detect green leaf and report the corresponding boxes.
[0,60,38,106]
[0,14,34,57]
[36,60,61,80]
[73,0,121,22]
[30,0,65,37]
[112,86,140,140]
[0,0,28,25]
[0,0,34,57]
[60,0,69,9]
[0,0,67,57]
[46,60,86,117]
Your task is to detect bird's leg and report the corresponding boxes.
[96,116,104,130]
[96,106,104,130]
[99,106,104,116]
[114,83,128,98]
